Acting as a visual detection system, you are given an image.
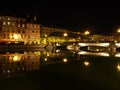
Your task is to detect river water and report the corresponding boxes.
[0,49,120,90]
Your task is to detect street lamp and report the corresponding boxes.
[117,28,120,33]
[63,32,68,37]
[84,30,90,35]
[45,34,47,37]
[13,34,19,40]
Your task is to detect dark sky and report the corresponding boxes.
[0,0,120,34]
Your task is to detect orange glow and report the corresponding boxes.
[84,30,90,35]
[117,64,120,71]
[117,28,120,33]
[84,61,90,66]
[63,58,68,63]
[44,58,47,61]
[63,33,68,37]
[13,55,20,62]
[13,34,19,39]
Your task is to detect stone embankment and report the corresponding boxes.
[0,44,47,51]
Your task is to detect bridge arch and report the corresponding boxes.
[78,43,110,47]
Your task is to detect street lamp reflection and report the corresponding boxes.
[63,33,68,37]
[84,61,90,66]
[63,58,68,63]
[117,64,120,71]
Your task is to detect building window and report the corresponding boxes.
[18,24,20,27]
[8,22,10,26]
[8,17,10,20]
[12,22,15,26]
[22,24,25,27]
[3,22,6,25]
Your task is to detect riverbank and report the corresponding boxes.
[0,43,47,51]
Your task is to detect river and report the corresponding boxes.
[0,49,120,90]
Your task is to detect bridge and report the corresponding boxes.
[66,42,120,53]
[78,42,110,47]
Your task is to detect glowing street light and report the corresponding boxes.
[84,61,90,66]
[63,33,68,37]
[117,64,120,71]
[63,58,68,63]
[45,34,47,37]
[13,55,20,62]
[117,28,120,33]
[13,34,19,39]
[84,30,90,35]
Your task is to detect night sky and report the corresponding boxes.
[0,1,120,34]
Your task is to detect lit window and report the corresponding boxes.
[8,17,10,20]
[8,22,10,25]
[12,22,15,26]
[22,24,25,27]
[3,22,6,25]
[18,24,20,27]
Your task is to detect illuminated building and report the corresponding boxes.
[0,51,40,79]
[26,23,41,44]
[0,16,26,43]
[41,26,79,44]
[0,15,80,45]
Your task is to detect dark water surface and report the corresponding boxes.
[0,50,120,90]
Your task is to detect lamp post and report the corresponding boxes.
[63,32,68,37]
[63,32,68,42]
[83,30,90,42]
[84,30,90,35]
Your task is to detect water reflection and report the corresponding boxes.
[0,51,40,79]
[83,61,90,66]
[77,50,110,57]
[117,64,120,71]
[1,48,120,80]
[0,49,74,79]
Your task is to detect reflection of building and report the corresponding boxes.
[0,15,80,45]
[0,52,40,79]
[26,23,41,44]
[0,16,26,42]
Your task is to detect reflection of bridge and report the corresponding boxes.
[65,42,120,57]
[77,50,110,57]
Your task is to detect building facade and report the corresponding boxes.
[0,16,41,45]
[0,16,26,43]
[26,23,41,44]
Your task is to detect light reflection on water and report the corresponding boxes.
[1,49,120,89]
